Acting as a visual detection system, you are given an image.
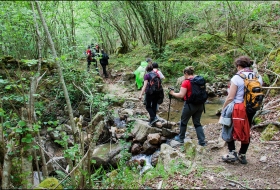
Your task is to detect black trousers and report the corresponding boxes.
[101,64,108,77]
[227,111,255,154]
[87,60,91,71]
[145,92,160,120]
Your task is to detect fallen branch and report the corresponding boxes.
[219,173,253,190]
[252,121,280,130]
[261,141,280,145]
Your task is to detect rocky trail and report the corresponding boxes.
[103,76,280,189]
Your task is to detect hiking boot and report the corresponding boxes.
[149,117,159,126]
[222,151,238,162]
[174,135,184,143]
[200,140,208,147]
[238,153,247,164]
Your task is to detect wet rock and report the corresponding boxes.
[131,143,143,155]
[91,143,121,168]
[151,151,160,166]
[147,133,161,145]
[142,140,158,155]
[160,136,167,144]
[161,128,178,138]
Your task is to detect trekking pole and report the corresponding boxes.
[167,87,174,128]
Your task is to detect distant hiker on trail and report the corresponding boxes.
[134,61,148,90]
[100,49,109,78]
[138,64,162,126]
[169,66,207,146]
[220,56,263,164]
[86,45,92,72]
[146,57,153,65]
[92,44,101,68]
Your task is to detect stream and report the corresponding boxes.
[159,97,224,125]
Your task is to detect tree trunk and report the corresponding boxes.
[31,1,49,178]
[35,1,78,187]
[35,1,78,143]
[1,139,15,189]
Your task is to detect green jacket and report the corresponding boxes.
[134,61,148,89]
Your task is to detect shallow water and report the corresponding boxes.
[159,97,223,126]
[130,154,153,175]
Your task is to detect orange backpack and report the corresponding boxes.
[238,73,264,113]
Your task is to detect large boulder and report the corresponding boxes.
[91,143,121,168]
[142,140,158,155]
[147,133,161,145]
[131,119,162,143]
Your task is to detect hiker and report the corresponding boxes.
[92,44,100,68]
[138,64,160,126]
[100,49,109,78]
[169,66,207,146]
[86,45,92,71]
[134,61,149,90]
[146,57,153,65]
[152,62,165,80]
[221,56,263,164]
[152,62,165,111]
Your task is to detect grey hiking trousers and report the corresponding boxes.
[179,102,206,145]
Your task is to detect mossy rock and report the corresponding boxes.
[35,177,63,189]
[261,124,279,141]
[94,76,104,83]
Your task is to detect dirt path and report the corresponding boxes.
[103,77,280,189]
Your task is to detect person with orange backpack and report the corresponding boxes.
[221,56,263,164]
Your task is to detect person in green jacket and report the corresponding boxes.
[134,60,150,90]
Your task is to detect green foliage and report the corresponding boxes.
[254,117,262,125]
[262,74,270,85]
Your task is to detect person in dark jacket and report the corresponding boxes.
[100,49,109,78]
